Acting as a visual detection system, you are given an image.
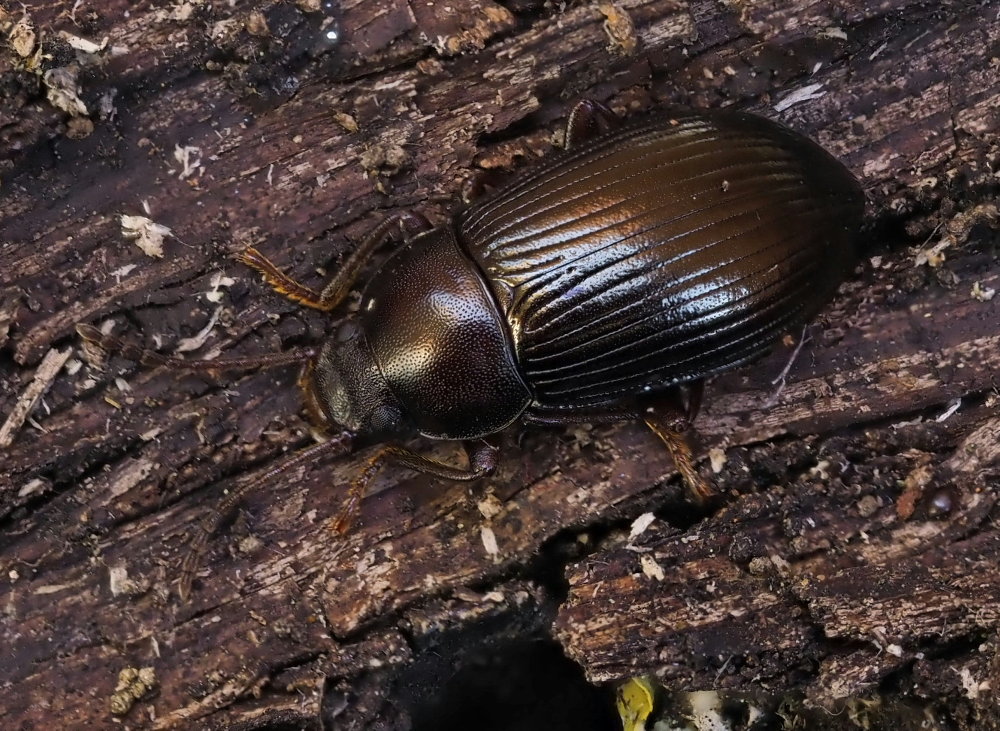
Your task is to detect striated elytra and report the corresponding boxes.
[350,104,864,441]
[78,100,864,596]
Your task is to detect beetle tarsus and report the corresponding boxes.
[240,211,433,313]
[177,526,211,601]
[237,247,326,310]
[643,382,715,504]
[648,422,716,504]
[331,448,385,535]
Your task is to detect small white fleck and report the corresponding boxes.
[957,666,980,699]
[173,144,203,179]
[774,83,827,112]
[935,398,961,423]
[639,554,665,581]
[111,263,138,280]
[18,478,46,498]
[477,495,503,519]
[708,447,727,473]
[109,563,129,596]
[205,272,236,303]
[481,526,499,558]
[819,26,848,41]
[629,512,656,539]
[175,307,222,353]
[121,214,171,258]
[971,281,996,301]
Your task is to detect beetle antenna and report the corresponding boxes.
[76,323,316,372]
[177,430,354,601]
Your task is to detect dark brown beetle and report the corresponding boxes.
[79,100,863,596]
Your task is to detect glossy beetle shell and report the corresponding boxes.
[361,227,530,439]
[337,106,864,441]
[458,109,864,410]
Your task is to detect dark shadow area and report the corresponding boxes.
[403,638,619,731]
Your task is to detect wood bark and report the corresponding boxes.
[0,0,998,728]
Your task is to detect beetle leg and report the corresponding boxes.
[683,379,705,422]
[642,382,714,504]
[76,324,316,372]
[331,440,499,534]
[239,211,432,311]
[177,431,353,600]
[460,169,509,204]
[297,359,333,431]
[565,99,620,149]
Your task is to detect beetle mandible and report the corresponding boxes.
[79,100,864,597]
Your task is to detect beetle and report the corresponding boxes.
[78,100,864,596]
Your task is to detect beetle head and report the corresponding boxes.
[308,318,407,439]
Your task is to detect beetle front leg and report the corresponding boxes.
[565,99,620,149]
[331,440,499,534]
[642,381,715,504]
[239,211,432,311]
[178,431,353,600]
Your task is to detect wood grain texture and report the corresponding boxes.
[1,0,998,728]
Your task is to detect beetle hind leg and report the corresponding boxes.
[642,381,715,504]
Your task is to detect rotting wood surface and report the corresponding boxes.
[1,0,999,728]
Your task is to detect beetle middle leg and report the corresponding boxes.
[526,393,714,503]
[642,381,715,503]
[331,440,499,534]
[239,211,432,311]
